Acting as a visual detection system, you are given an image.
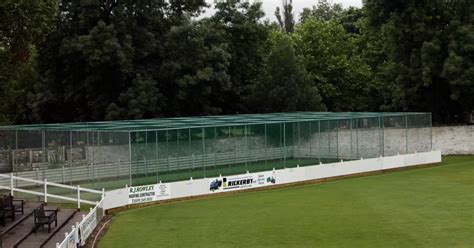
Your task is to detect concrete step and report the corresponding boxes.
[6,207,79,248]
[42,212,84,248]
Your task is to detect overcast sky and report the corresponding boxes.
[202,0,363,21]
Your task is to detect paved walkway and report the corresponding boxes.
[0,201,84,248]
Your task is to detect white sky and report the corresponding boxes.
[202,0,363,21]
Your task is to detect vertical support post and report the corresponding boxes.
[42,130,46,181]
[189,128,192,172]
[244,125,248,172]
[327,121,330,162]
[10,173,14,196]
[228,126,231,173]
[77,185,81,209]
[176,130,179,172]
[44,178,48,203]
[156,130,159,182]
[297,122,301,165]
[202,128,205,178]
[380,115,384,156]
[69,131,73,186]
[214,127,217,173]
[318,120,321,163]
[62,166,65,184]
[14,130,17,175]
[102,188,106,216]
[283,123,286,168]
[309,122,312,161]
[264,124,267,168]
[336,120,339,161]
[145,131,148,177]
[117,159,121,178]
[429,113,433,151]
[350,118,353,159]
[356,119,359,159]
[405,115,409,154]
[128,132,132,186]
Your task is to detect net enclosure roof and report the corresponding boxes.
[0,112,429,132]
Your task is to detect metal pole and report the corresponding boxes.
[69,131,73,186]
[128,132,132,186]
[356,119,359,159]
[264,124,267,168]
[283,123,286,168]
[245,125,248,172]
[309,122,312,161]
[429,113,433,150]
[318,120,321,163]
[202,128,205,178]
[350,119,353,159]
[405,115,408,154]
[14,130,17,174]
[336,120,339,160]
[298,122,301,165]
[156,131,159,182]
[42,130,46,181]
[145,131,148,177]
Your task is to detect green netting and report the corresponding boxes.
[0,112,433,192]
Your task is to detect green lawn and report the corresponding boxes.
[99,156,474,248]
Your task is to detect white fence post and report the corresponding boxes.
[44,178,48,203]
[76,222,80,246]
[77,185,81,209]
[10,172,14,196]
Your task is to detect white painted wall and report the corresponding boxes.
[103,150,442,210]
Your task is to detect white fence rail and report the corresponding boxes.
[0,173,103,208]
[56,197,105,248]
[0,173,105,247]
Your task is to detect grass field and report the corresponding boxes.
[99,156,474,248]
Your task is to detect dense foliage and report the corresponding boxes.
[0,0,472,124]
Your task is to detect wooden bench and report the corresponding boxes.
[0,195,16,227]
[4,194,24,215]
[34,205,58,233]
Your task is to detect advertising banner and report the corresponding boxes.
[209,171,276,193]
[128,183,171,204]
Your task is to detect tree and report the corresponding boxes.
[294,17,373,111]
[300,0,344,23]
[365,0,474,122]
[275,0,295,33]
[33,0,207,122]
[247,31,325,112]
[211,0,270,113]
[159,19,231,116]
[0,0,57,124]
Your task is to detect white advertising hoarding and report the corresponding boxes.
[209,171,277,193]
[128,183,171,204]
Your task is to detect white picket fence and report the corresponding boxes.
[56,197,105,248]
[0,173,104,247]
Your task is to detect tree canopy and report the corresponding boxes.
[0,0,472,124]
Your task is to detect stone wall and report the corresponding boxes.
[433,125,474,155]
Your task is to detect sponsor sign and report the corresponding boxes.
[209,171,276,193]
[128,183,171,204]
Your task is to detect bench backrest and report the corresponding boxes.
[34,206,45,218]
